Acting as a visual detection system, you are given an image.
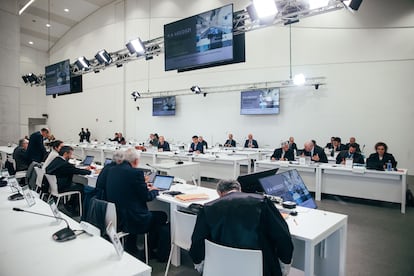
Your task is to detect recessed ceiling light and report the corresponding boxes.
[46,23,51,28]
[28,41,34,45]
[64,8,69,12]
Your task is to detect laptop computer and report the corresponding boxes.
[80,155,94,166]
[104,158,112,166]
[259,169,317,209]
[237,168,279,193]
[152,175,174,191]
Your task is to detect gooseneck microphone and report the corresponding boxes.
[12,207,76,242]
[146,163,159,172]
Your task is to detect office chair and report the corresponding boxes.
[203,239,263,276]
[45,174,82,218]
[33,167,46,200]
[164,209,197,276]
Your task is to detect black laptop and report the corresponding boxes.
[259,169,317,209]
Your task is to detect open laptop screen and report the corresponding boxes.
[259,169,317,209]
[82,155,94,166]
[153,175,174,190]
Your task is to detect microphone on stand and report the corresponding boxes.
[146,163,159,172]
[173,152,184,165]
[12,207,77,242]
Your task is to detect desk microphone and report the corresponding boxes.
[12,207,76,242]
[145,163,158,172]
[173,153,184,165]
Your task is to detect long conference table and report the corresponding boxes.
[0,185,151,276]
[255,160,408,213]
[157,184,348,276]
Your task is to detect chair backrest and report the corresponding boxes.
[173,209,197,250]
[105,201,117,231]
[44,174,58,196]
[34,167,44,190]
[203,239,263,276]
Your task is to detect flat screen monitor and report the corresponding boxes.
[45,59,71,95]
[240,88,280,115]
[152,96,176,116]
[164,4,234,71]
[237,168,279,193]
[259,169,317,209]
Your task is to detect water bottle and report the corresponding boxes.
[386,160,392,171]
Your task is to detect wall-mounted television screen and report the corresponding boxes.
[240,88,280,115]
[153,96,176,116]
[45,59,71,95]
[164,4,234,71]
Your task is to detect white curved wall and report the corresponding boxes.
[48,0,414,171]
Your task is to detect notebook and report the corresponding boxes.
[81,155,94,166]
[259,169,317,209]
[152,175,174,191]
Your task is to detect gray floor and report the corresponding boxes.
[148,178,414,276]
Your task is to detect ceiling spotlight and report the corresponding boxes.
[26,73,39,84]
[293,73,306,86]
[22,75,29,84]
[191,85,202,94]
[28,41,34,45]
[126,38,145,56]
[342,0,363,11]
[46,23,51,28]
[95,49,112,65]
[131,91,141,101]
[75,56,90,70]
[248,0,278,21]
[64,8,69,12]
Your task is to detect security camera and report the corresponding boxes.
[314,84,319,90]
[136,106,140,111]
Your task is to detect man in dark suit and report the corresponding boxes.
[13,138,30,171]
[271,141,295,161]
[224,133,236,147]
[106,148,169,261]
[189,180,293,276]
[336,143,365,165]
[244,133,259,148]
[302,141,328,163]
[95,150,125,200]
[345,137,361,152]
[157,136,171,152]
[46,146,91,193]
[189,135,204,153]
[26,128,49,162]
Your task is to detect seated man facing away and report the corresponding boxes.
[95,150,125,200]
[271,141,295,161]
[336,143,365,165]
[106,148,170,261]
[189,180,293,276]
[46,146,91,211]
[13,138,30,172]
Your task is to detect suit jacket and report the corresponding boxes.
[95,162,117,200]
[26,131,47,162]
[46,156,91,192]
[201,140,208,149]
[157,141,171,152]
[366,152,397,170]
[303,145,328,163]
[335,150,365,164]
[12,147,30,171]
[345,142,361,152]
[244,139,259,148]
[106,161,158,234]
[189,142,204,153]
[189,192,293,276]
[224,139,236,147]
[289,142,297,151]
[271,148,295,161]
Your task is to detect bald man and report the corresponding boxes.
[302,141,328,163]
